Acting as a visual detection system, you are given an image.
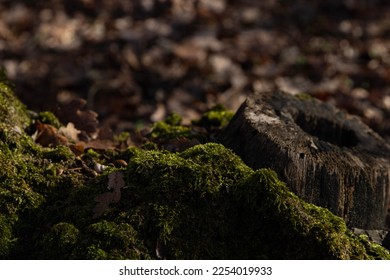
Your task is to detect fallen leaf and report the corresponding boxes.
[56,97,99,140]
[108,171,125,192]
[107,171,126,204]
[34,121,68,147]
[84,138,117,150]
[92,171,126,218]
[58,122,81,142]
[93,192,114,219]
[69,142,85,156]
[112,189,121,204]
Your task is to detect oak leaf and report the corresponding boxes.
[93,192,114,219]
[58,122,80,142]
[107,171,125,191]
[92,171,126,218]
[34,121,68,147]
[56,98,99,140]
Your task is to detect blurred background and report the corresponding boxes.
[0,0,389,139]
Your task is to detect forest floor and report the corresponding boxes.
[0,0,390,140]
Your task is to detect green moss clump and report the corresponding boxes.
[80,221,150,260]
[164,113,182,126]
[0,69,30,130]
[0,214,16,258]
[35,222,80,259]
[119,143,253,259]
[0,72,86,259]
[295,92,314,101]
[149,120,192,140]
[230,169,390,259]
[37,111,62,128]
[114,131,130,143]
[193,105,234,128]
[34,221,150,260]
[126,143,252,199]
[147,108,235,147]
[116,143,389,259]
[42,145,75,162]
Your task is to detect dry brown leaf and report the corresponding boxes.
[112,189,121,204]
[93,192,114,219]
[58,122,81,142]
[69,142,85,156]
[84,139,117,150]
[92,171,126,218]
[34,121,68,147]
[56,97,99,139]
[108,171,125,192]
[107,171,125,203]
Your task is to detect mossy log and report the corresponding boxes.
[0,73,389,259]
[219,91,390,230]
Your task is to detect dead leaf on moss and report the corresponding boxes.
[93,171,126,218]
[108,171,125,191]
[112,188,121,204]
[93,192,114,219]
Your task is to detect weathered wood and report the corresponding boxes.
[219,91,390,229]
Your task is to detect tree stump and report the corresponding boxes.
[219,91,390,229]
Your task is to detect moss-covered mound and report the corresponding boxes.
[0,71,389,259]
[0,71,80,258]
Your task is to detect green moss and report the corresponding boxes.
[0,214,17,259]
[147,109,233,146]
[230,169,390,259]
[33,220,149,260]
[79,220,150,260]
[295,92,314,101]
[36,222,80,259]
[0,70,30,130]
[126,143,252,199]
[42,145,75,162]
[114,131,130,143]
[164,113,182,126]
[193,105,234,128]
[118,143,251,259]
[114,144,390,259]
[0,72,388,259]
[148,112,207,142]
[37,111,62,128]
[355,234,390,260]
[149,120,192,140]
[0,73,86,259]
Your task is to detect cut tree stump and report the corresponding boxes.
[219,91,390,229]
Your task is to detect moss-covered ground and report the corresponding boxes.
[0,71,389,259]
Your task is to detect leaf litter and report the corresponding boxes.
[1,0,390,141]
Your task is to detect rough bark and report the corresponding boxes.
[219,91,390,229]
